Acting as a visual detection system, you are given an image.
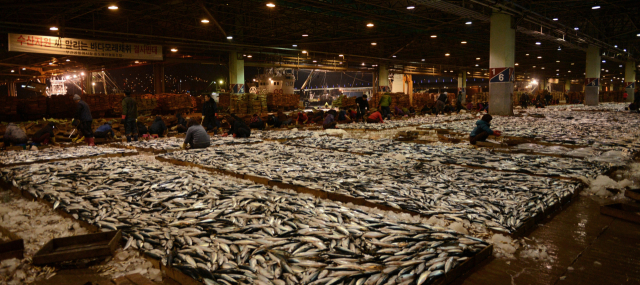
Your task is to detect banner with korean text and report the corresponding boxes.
[8,34,163,60]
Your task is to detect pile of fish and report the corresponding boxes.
[0,146,136,165]
[340,114,474,131]
[421,111,640,150]
[0,158,489,285]
[283,137,608,179]
[113,137,263,151]
[161,143,580,233]
[257,130,325,140]
[544,102,628,112]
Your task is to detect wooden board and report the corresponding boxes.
[600,203,640,225]
[0,239,24,261]
[32,230,121,265]
[624,189,640,202]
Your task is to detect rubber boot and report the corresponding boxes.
[126,136,131,142]
[75,136,85,143]
[133,136,138,142]
[87,138,95,146]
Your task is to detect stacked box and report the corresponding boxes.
[218,93,230,109]
[83,94,111,113]
[0,97,18,120]
[47,94,75,118]
[156,93,193,113]
[17,97,47,120]
[267,94,299,111]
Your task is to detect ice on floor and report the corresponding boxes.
[582,175,632,197]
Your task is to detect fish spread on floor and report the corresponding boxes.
[0,146,137,165]
[113,137,263,151]
[160,143,580,234]
[0,157,489,285]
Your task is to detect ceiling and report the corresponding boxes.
[0,0,638,82]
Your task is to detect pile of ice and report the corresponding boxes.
[581,175,632,198]
[490,234,555,262]
[587,150,632,166]
[93,249,163,282]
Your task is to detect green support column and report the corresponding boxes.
[625,61,636,102]
[584,45,601,106]
[489,12,516,115]
[229,51,245,93]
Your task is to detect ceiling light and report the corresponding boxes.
[592,6,600,9]
[461,41,467,44]
[475,64,479,67]
[22,68,26,70]
[339,54,343,57]
[407,6,415,9]
[619,65,623,67]
[247,55,252,58]
[445,53,450,56]
[361,63,365,66]
[92,82,95,86]
[623,49,627,52]
[201,19,209,23]
[430,35,437,38]
[556,73,559,76]
[606,70,609,72]
[476,58,480,60]
[108,5,118,10]
[366,23,374,27]
[515,63,519,66]
[526,54,529,56]
[533,66,536,68]
[66,59,70,62]
[553,18,558,21]
[568,70,571,73]
[556,60,560,63]
[292,45,297,47]
[170,48,178,52]
[73,75,77,78]
[81,72,84,76]
[602,60,606,63]
[134,60,139,63]
[574,27,579,30]
[392,55,396,58]
[541,67,545,69]
[10,70,14,73]
[537,56,542,59]
[465,21,472,25]
[421,59,425,61]
[571,62,574,65]
[313,60,317,63]
[638,34,640,37]
[266,3,275,7]
[371,42,377,46]
[614,45,618,48]
[556,69,560,71]
[50,27,58,31]
[227,36,233,39]
[66,76,70,79]
[535,42,541,45]
[49,62,53,65]
[450,70,453,72]
[302,50,307,54]
[302,34,308,37]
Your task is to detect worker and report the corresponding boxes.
[175,113,188,133]
[379,93,392,119]
[296,112,309,125]
[337,108,352,123]
[466,102,473,111]
[434,92,448,116]
[149,116,168,138]
[469,114,501,145]
[267,114,281,128]
[366,110,384,123]
[278,110,293,126]
[121,90,138,142]
[73,94,95,146]
[355,95,369,120]
[137,121,150,140]
[223,114,251,138]
[202,94,219,133]
[3,123,28,147]
[94,122,115,140]
[623,91,628,101]
[347,108,357,120]
[454,100,467,113]
[249,114,265,130]
[182,118,211,149]
[323,110,337,129]
[32,122,57,145]
[420,104,432,115]
[393,105,404,117]
[520,93,529,109]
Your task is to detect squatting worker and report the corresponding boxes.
[224,114,251,138]
[73,94,95,146]
[323,110,337,129]
[182,118,211,149]
[3,123,28,147]
[121,90,138,142]
[32,122,57,145]
[296,112,308,125]
[355,95,369,120]
[469,114,501,145]
[94,122,115,139]
[149,116,168,138]
[366,110,384,123]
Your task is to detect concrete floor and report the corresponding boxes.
[454,195,640,285]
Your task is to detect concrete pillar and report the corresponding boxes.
[378,64,390,93]
[458,71,467,103]
[153,63,165,94]
[229,51,245,93]
[625,61,636,102]
[584,45,601,106]
[488,12,515,115]
[391,74,403,93]
[564,80,571,92]
[7,80,17,97]
[84,73,93,94]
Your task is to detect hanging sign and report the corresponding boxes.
[8,34,163,60]
[489,67,514,83]
[625,82,635,89]
[584,78,599,87]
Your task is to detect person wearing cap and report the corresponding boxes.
[73,94,95,146]
[32,122,57,145]
[469,114,501,145]
[182,118,211,149]
[94,122,115,140]
[202,94,219,133]
[121,90,138,142]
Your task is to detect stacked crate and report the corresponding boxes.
[156,93,192,113]
[47,94,75,118]
[230,93,248,114]
[17,97,47,120]
[267,94,299,111]
[218,93,230,109]
[84,94,111,114]
[0,97,18,120]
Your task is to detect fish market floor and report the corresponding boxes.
[453,195,640,285]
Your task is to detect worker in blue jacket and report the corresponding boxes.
[470,114,501,145]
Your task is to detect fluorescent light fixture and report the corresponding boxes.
[535,42,541,45]
[302,50,307,54]
[50,27,58,31]
[339,54,343,57]
[421,59,425,61]
[515,63,519,66]
[553,18,558,21]
[445,53,450,56]
[461,41,467,44]
[66,59,70,62]
[526,54,529,56]
[475,64,479,66]
[227,36,233,39]
[108,5,118,10]
[266,3,275,7]
[465,21,472,25]
[537,56,542,59]
[367,23,374,27]
[292,45,297,47]
[371,42,377,45]
[302,34,308,37]
[247,55,252,58]
[574,27,579,30]
[170,48,178,52]
[201,19,209,23]
[592,6,600,9]
[476,57,480,60]
[407,6,415,9]
[313,60,317,63]
[392,55,396,58]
